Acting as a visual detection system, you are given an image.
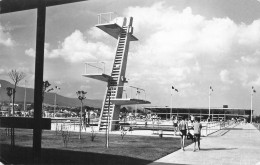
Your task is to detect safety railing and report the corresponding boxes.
[97,12,119,25]
[253,123,260,132]
[84,62,106,75]
[109,85,147,100]
[202,120,235,136]
[51,118,99,133]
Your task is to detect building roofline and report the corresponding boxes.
[144,106,253,111]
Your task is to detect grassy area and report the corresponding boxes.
[0,128,193,165]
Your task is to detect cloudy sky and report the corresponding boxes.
[1,0,260,114]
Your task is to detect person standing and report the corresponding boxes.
[178,118,188,151]
[173,117,178,136]
[193,118,202,152]
[87,109,90,126]
[82,111,86,127]
[190,115,194,123]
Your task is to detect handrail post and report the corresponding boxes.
[206,123,208,136]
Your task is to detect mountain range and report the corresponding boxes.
[0,79,102,108]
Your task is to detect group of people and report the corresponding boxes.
[173,117,202,152]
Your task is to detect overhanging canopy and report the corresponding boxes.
[96,23,138,41]
[110,98,151,105]
[0,0,87,14]
[82,73,112,82]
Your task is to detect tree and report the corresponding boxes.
[42,81,52,103]
[6,87,14,116]
[8,69,26,116]
[120,107,128,113]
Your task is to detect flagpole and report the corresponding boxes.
[54,86,60,118]
[251,90,253,123]
[209,86,211,121]
[54,92,57,117]
[170,87,172,120]
[209,86,213,122]
[251,86,255,123]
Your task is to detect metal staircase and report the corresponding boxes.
[98,25,129,131]
[82,13,150,131]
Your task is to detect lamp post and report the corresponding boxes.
[43,81,52,117]
[54,86,60,118]
[251,86,256,123]
[24,80,27,112]
[171,86,178,120]
[76,90,87,139]
[209,86,213,122]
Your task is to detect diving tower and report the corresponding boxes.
[82,12,151,131]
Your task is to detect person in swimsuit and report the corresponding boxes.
[178,118,188,151]
[173,117,178,136]
[193,118,202,152]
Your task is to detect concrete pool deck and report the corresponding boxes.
[149,123,260,165]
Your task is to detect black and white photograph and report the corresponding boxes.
[0,0,260,164]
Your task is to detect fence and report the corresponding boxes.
[50,118,236,137]
[253,123,260,132]
[51,119,99,133]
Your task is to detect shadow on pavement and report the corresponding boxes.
[148,162,188,165]
[200,147,237,151]
[222,128,242,130]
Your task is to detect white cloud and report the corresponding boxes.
[22,2,260,108]
[86,27,108,39]
[248,76,260,87]
[240,56,258,64]
[0,68,6,74]
[124,2,260,90]
[238,20,260,47]
[25,48,35,57]
[220,69,233,84]
[54,80,64,86]
[0,24,14,46]
[25,30,115,63]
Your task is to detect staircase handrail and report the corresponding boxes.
[109,85,147,100]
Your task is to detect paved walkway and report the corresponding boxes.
[149,123,260,165]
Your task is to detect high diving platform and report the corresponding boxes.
[110,98,151,105]
[82,73,112,82]
[96,12,138,41]
[82,62,112,82]
[83,12,151,131]
[96,23,138,41]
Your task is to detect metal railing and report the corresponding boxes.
[253,123,260,132]
[84,62,106,75]
[109,85,147,100]
[97,12,119,25]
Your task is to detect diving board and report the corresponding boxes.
[96,23,138,41]
[82,73,112,82]
[110,98,151,105]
